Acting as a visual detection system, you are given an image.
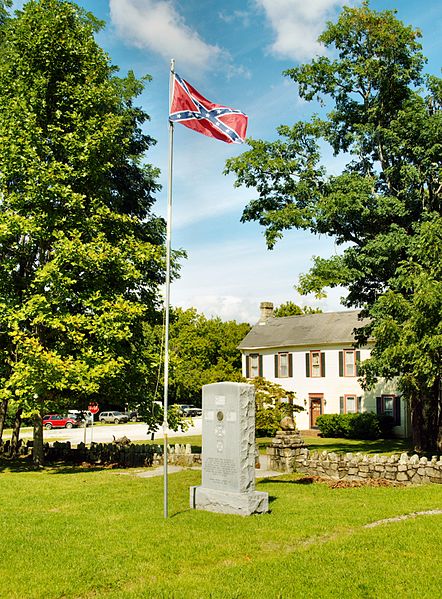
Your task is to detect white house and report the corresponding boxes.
[238,303,409,436]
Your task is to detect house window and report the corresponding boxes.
[306,351,325,377]
[344,350,356,376]
[377,395,401,425]
[339,395,362,414]
[274,353,293,378]
[246,353,262,379]
[339,350,360,377]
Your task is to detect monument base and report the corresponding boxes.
[190,486,269,516]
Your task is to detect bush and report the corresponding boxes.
[378,414,396,438]
[316,412,382,440]
[255,403,293,437]
[315,414,347,438]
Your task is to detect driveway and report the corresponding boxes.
[10,419,202,446]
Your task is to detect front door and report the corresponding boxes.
[310,397,323,428]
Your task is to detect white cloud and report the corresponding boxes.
[109,0,222,72]
[218,10,251,27]
[170,235,347,323]
[256,0,348,61]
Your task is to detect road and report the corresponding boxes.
[9,418,203,446]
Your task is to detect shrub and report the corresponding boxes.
[316,412,382,440]
[315,414,347,438]
[378,414,396,438]
[347,412,381,439]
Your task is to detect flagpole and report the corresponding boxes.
[163,58,175,519]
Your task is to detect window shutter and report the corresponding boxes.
[321,352,326,377]
[259,355,263,377]
[376,397,382,415]
[288,353,293,378]
[245,356,250,378]
[339,351,343,377]
[305,353,310,377]
[274,354,279,377]
[339,396,344,414]
[394,396,401,426]
[357,396,362,413]
[356,350,361,376]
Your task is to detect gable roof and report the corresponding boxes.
[238,310,369,350]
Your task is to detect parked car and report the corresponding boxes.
[175,404,195,416]
[99,411,129,424]
[128,411,140,422]
[67,410,93,425]
[186,408,202,417]
[43,414,80,430]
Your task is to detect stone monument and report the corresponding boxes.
[190,381,269,516]
[266,416,305,472]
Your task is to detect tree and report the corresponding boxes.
[273,301,322,317]
[165,307,251,405]
[0,0,166,463]
[248,377,303,437]
[225,3,441,450]
[0,0,11,27]
[362,215,442,451]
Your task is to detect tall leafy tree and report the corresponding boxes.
[0,0,166,461]
[225,3,441,450]
[273,302,322,317]
[164,307,250,405]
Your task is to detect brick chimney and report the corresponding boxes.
[258,301,274,324]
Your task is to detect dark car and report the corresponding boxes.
[186,408,202,417]
[43,414,79,430]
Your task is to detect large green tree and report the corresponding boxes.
[225,3,441,451]
[164,307,250,406]
[0,0,166,462]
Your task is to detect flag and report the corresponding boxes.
[169,73,248,144]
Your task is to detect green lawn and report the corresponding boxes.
[0,459,441,599]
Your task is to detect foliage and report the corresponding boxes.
[316,413,382,440]
[273,301,322,317]
[361,214,442,450]
[0,1,166,451]
[162,307,251,405]
[248,376,303,437]
[225,3,442,451]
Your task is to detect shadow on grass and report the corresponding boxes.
[259,477,319,486]
[0,456,108,474]
[0,456,36,473]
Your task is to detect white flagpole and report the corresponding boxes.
[163,58,175,519]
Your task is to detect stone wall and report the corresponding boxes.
[267,439,442,485]
[0,439,201,468]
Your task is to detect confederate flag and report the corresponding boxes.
[169,74,248,144]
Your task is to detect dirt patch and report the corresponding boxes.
[365,510,442,528]
[296,475,405,488]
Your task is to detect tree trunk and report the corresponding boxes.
[33,412,44,468]
[9,407,22,456]
[0,398,8,443]
[411,382,442,453]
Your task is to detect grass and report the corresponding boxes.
[0,459,441,599]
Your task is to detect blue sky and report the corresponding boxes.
[12,1,442,323]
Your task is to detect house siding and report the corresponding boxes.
[241,344,408,437]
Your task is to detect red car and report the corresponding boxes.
[43,414,79,430]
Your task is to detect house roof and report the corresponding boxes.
[238,310,369,350]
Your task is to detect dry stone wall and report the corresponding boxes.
[267,432,442,485]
